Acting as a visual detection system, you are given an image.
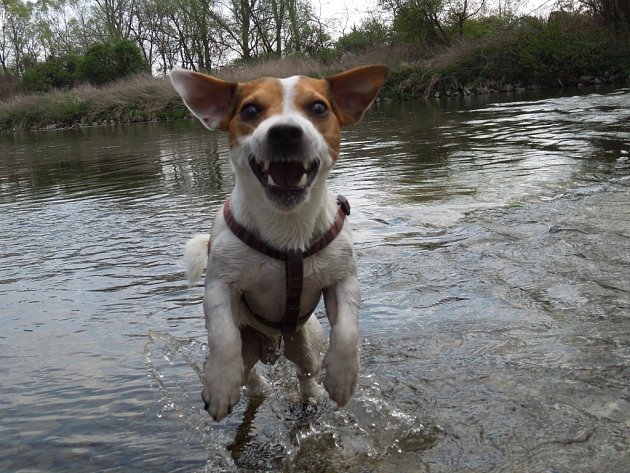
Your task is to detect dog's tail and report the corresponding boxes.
[184,234,211,287]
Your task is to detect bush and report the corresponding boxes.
[455,15,510,40]
[337,19,393,53]
[79,39,149,86]
[437,14,629,86]
[20,55,80,93]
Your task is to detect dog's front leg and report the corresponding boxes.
[202,279,244,421]
[322,274,361,406]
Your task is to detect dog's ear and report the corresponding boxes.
[327,65,389,126]
[170,69,237,131]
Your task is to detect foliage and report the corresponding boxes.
[0,75,17,99]
[20,55,80,93]
[452,15,510,40]
[411,12,630,95]
[380,0,486,44]
[1,0,629,130]
[78,40,149,86]
[337,20,393,53]
[389,0,449,44]
[0,91,89,129]
[1,0,335,78]
[0,73,181,130]
[579,0,630,39]
[478,15,626,84]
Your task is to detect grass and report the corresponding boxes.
[0,73,185,130]
[0,53,413,131]
[0,57,354,131]
[0,19,628,131]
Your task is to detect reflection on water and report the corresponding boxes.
[1,87,629,472]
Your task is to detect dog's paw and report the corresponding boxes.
[243,369,271,398]
[299,376,326,401]
[322,348,359,407]
[201,359,244,421]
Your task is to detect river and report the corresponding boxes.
[1,86,629,472]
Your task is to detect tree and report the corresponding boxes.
[20,54,80,91]
[1,0,35,75]
[0,0,338,78]
[381,0,450,44]
[92,0,136,40]
[446,0,486,38]
[337,18,392,53]
[79,38,148,84]
[580,0,630,38]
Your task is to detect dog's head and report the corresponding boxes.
[170,65,389,211]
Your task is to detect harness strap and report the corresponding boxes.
[223,195,350,261]
[284,250,304,333]
[223,194,351,333]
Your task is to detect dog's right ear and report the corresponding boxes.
[170,69,237,131]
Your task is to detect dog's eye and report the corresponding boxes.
[240,103,261,121]
[310,101,328,117]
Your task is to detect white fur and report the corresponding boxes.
[281,76,301,113]
[184,234,210,286]
[178,73,363,421]
[229,77,336,250]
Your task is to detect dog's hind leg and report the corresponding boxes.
[240,325,270,397]
[283,315,326,400]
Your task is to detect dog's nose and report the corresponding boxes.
[268,124,303,149]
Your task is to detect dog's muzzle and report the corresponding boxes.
[249,124,320,209]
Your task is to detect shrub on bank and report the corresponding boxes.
[79,40,150,86]
[16,40,149,94]
[20,55,81,93]
[387,13,630,98]
[0,73,179,130]
[1,11,628,130]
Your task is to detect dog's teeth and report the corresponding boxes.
[263,160,270,172]
[303,161,309,170]
[298,173,307,187]
[267,175,277,187]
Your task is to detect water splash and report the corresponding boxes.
[145,330,234,470]
[145,330,441,471]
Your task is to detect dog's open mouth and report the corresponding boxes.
[249,157,319,209]
[250,157,319,190]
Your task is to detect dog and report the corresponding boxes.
[170,64,389,421]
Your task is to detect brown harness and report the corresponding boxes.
[223,195,351,334]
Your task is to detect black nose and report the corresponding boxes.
[268,124,303,150]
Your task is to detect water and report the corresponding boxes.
[1,87,629,472]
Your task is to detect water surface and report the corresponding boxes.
[1,87,629,472]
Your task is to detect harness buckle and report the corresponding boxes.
[337,194,351,216]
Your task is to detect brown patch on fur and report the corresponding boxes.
[227,78,284,147]
[292,77,342,160]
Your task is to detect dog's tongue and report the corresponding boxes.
[268,161,305,188]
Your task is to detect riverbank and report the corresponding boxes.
[1,28,628,131]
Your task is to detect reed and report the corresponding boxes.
[0,73,184,130]
[0,27,627,131]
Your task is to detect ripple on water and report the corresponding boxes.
[145,330,443,472]
[1,89,629,472]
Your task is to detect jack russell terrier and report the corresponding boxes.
[170,65,389,421]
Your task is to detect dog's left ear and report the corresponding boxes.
[170,69,237,131]
[327,65,389,126]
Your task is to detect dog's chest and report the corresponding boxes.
[209,204,357,322]
[237,247,351,320]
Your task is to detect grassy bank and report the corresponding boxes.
[1,19,629,131]
[0,55,380,131]
[0,57,337,131]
